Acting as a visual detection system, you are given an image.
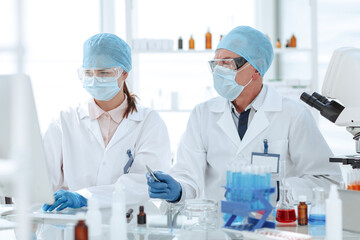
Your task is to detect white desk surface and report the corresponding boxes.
[1,201,359,240]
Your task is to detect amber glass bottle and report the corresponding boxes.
[276,38,281,48]
[290,34,297,48]
[137,205,147,225]
[205,28,212,49]
[75,219,88,240]
[189,35,195,50]
[298,195,308,225]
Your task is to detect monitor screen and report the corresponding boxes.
[0,75,54,204]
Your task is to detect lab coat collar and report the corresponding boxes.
[259,84,283,112]
[78,100,146,150]
[88,96,128,123]
[214,84,283,149]
[230,84,267,115]
[209,84,283,113]
[78,99,145,122]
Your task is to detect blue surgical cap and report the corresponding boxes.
[82,33,132,72]
[216,26,273,77]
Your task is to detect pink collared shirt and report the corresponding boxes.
[88,96,128,147]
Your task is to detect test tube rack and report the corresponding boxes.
[221,187,276,231]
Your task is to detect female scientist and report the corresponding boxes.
[42,33,171,211]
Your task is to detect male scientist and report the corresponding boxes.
[147,26,342,203]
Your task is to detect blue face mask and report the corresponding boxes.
[83,77,123,101]
[212,64,252,101]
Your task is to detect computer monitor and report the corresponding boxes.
[0,75,54,204]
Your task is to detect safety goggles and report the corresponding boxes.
[77,67,123,83]
[208,57,248,73]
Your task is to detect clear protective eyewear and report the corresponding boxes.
[208,57,248,73]
[78,67,123,83]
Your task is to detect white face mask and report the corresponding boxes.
[83,78,124,101]
[212,63,252,101]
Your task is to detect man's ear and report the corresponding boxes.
[253,70,261,81]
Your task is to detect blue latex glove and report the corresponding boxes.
[42,190,87,212]
[146,171,182,202]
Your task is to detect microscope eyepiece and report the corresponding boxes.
[300,92,325,112]
[312,92,330,104]
[300,92,344,123]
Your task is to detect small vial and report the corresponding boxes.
[297,195,308,225]
[75,215,88,240]
[189,35,195,50]
[285,39,290,48]
[178,37,183,50]
[205,28,212,49]
[219,35,224,42]
[276,38,281,48]
[290,34,296,48]
[137,205,146,225]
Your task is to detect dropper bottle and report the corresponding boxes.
[110,183,127,240]
[86,198,102,240]
[137,205,147,225]
[326,185,342,240]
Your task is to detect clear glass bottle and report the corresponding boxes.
[309,187,326,225]
[275,185,296,223]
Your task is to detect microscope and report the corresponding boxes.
[300,47,360,169]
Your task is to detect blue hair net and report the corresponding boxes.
[216,26,273,77]
[82,33,132,72]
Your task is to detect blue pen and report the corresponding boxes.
[263,139,268,154]
[123,149,134,174]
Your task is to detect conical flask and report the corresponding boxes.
[275,185,296,223]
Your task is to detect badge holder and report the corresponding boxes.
[251,139,280,174]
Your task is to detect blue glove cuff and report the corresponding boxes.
[74,192,88,207]
[168,183,182,203]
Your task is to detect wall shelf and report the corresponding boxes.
[273,48,312,54]
[133,50,215,54]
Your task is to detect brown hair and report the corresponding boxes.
[123,82,138,118]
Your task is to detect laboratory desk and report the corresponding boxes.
[1,200,360,240]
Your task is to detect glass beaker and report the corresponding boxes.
[308,187,326,225]
[182,199,219,231]
[275,186,296,223]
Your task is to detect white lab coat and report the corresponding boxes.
[43,101,171,207]
[172,84,342,202]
